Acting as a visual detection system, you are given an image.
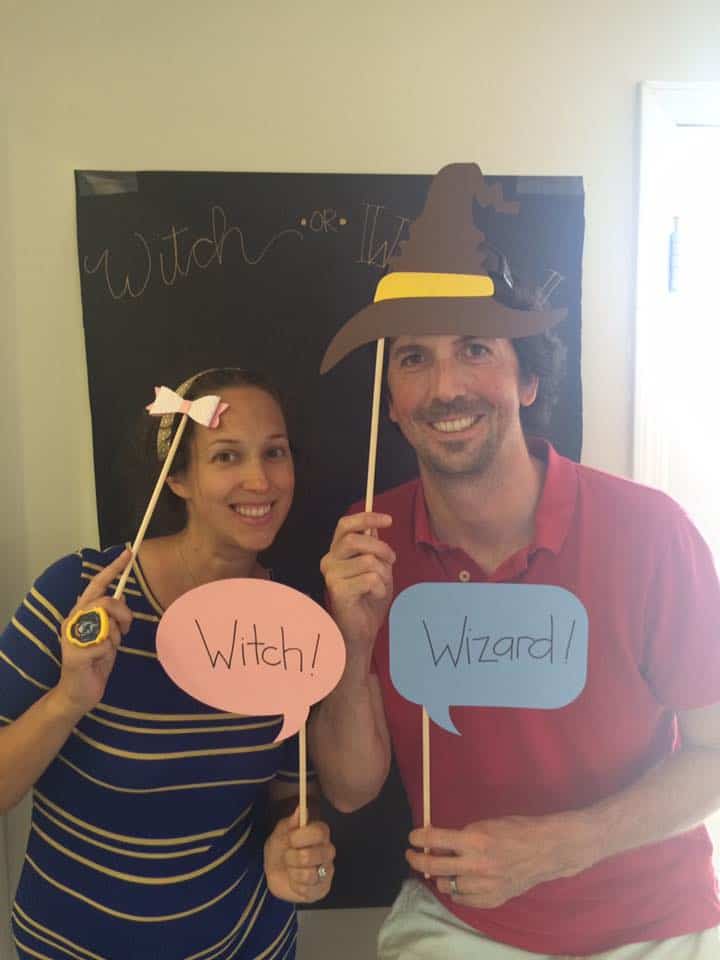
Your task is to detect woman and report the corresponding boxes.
[1,367,335,960]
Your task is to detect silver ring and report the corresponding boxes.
[449,876,458,895]
[317,864,328,881]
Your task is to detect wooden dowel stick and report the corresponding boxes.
[422,706,431,875]
[113,414,190,599]
[299,723,308,827]
[364,338,385,515]
[362,341,436,855]
[422,706,431,829]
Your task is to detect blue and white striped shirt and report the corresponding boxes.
[2,545,302,960]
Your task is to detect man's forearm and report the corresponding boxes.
[553,745,720,880]
[309,655,390,813]
[410,742,720,910]
[538,746,720,882]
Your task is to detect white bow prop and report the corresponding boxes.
[146,386,229,428]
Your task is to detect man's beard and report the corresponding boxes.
[416,429,500,479]
[410,398,501,479]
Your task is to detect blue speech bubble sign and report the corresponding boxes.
[389,583,588,735]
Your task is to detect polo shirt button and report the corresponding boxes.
[458,570,471,582]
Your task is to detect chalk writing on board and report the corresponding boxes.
[357,203,411,269]
[423,615,575,667]
[82,205,303,302]
[299,209,349,232]
[195,619,322,676]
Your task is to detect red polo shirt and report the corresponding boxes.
[362,440,720,954]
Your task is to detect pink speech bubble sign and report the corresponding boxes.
[156,579,346,741]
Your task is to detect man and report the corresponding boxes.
[309,164,720,958]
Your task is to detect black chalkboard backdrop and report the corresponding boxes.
[75,170,584,908]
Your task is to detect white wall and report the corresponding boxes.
[3,1,720,957]
[1,18,24,960]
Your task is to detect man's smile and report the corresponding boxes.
[428,414,483,434]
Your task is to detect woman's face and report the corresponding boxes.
[169,386,294,555]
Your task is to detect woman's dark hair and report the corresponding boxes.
[134,368,288,536]
[511,329,567,435]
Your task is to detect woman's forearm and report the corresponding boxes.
[0,688,83,813]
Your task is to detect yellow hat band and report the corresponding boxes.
[374,272,495,303]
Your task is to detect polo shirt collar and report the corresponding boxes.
[413,437,578,557]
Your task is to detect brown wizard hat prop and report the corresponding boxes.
[320,163,567,373]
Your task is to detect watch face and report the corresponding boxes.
[70,610,104,644]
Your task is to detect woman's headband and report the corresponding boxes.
[156,367,246,461]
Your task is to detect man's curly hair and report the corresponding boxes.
[512,330,566,435]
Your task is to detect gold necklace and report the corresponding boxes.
[177,539,264,585]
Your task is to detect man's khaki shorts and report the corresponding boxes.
[378,879,719,959]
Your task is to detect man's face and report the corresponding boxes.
[386,335,538,479]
